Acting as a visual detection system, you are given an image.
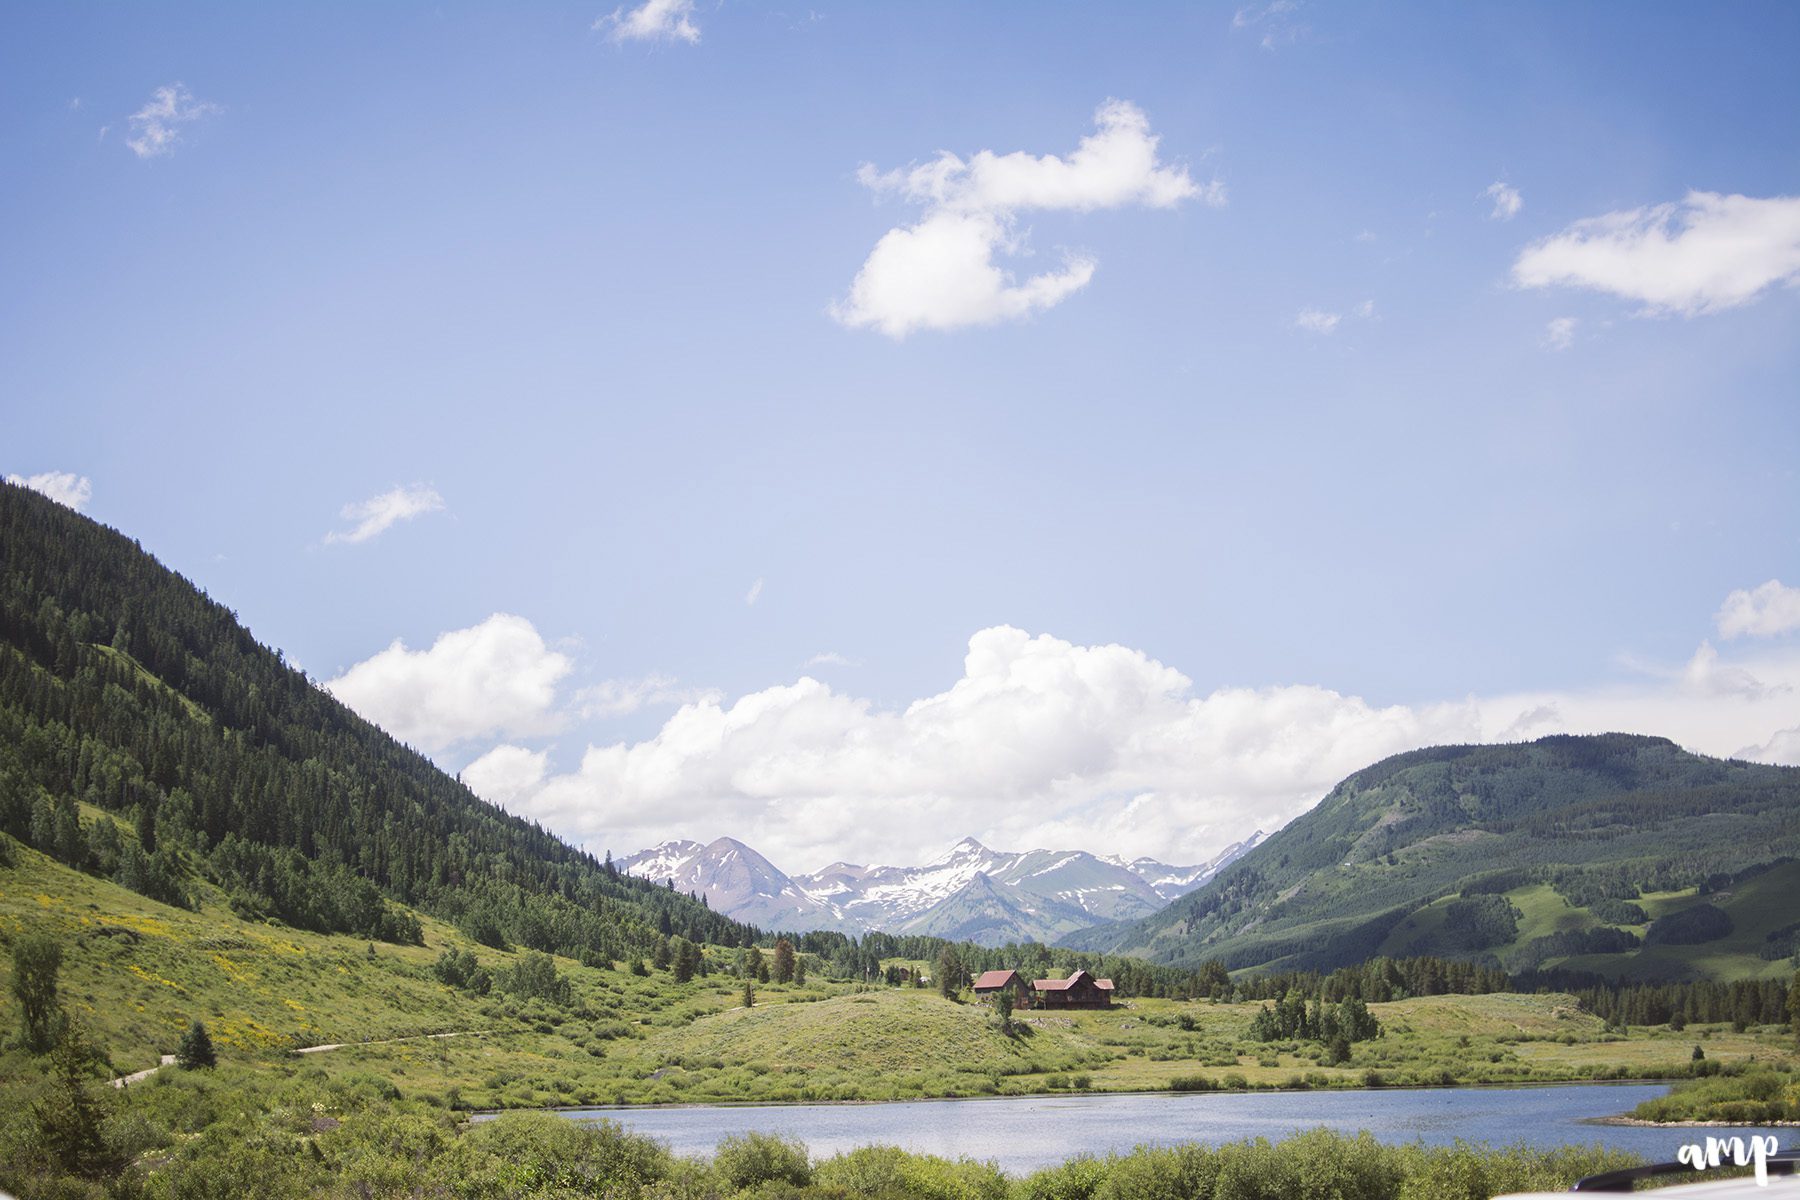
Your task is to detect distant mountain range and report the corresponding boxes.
[617,833,1263,946]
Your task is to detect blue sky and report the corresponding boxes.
[5,2,1799,870]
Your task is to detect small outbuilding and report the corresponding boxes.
[972,969,1031,1008]
[1032,969,1114,1009]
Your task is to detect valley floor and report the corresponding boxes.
[6,840,1794,1114]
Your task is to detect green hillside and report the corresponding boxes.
[1071,735,1800,979]
[0,479,751,966]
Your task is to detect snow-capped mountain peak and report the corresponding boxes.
[616,831,1262,947]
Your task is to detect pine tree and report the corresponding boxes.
[742,981,754,1008]
[1789,971,1799,1043]
[177,1019,217,1069]
[772,938,796,984]
[937,947,964,1000]
[30,1017,117,1179]
[671,936,699,984]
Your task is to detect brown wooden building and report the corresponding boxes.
[972,969,1031,1008]
[1031,969,1114,1009]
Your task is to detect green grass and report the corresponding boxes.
[5,844,1796,1114]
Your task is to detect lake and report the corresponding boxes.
[501,1084,1790,1174]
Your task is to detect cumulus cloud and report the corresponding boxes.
[325,484,445,545]
[6,471,93,512]
[1512,191,1800,315]
[1680,640,1775,700]
[1484,181,1522,221]
[833,100,1216,337]
[126,83,219,159]
[468,626,1482,870]
[461,626,1800,873]
[1717,580,1800,639]
[597,0,699,44]
[461,744,550,807]
[326,614,571,752]
[1740,724,1800,766]
[1543,316,1578,350]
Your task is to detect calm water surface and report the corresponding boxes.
[509,1085,1788,1175]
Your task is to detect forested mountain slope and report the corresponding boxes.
[0,480,750,961]
[1068,734,1800,981]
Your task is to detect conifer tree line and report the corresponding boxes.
[0,482,755,961]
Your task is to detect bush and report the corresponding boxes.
[1019,1154,1109,1200]
[458,1112,672,1194]
[1094,1144,1220,1200]
[714,1131,812,1190]
[814,1145,1008,1200]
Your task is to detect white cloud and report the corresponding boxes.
[325,614,571,752]
[1512,191,1800,315]
[1295,300,1376,335]
[1232,0,1307,49]
[125,83,219,159]
[1484,181,1522,221]
[1543,316,1578,350]
[1680,640,1775,700]
[576,674,714,719]
[325,484,445,545]
[744,577,764,606]
[462,625,1800,873]
[461,744,550,807]
[804,651,859,668]
[598,0,699,44]
[6,471,93,512]
[833,100,1216,337]
[1717,580,1800,639]
[1740,724,1800,766]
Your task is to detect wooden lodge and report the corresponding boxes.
[972,969,1032,1008]
[1030,969,1114,1009]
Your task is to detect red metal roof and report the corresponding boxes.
[1033,969,1093,991]
[972,970,1019,990]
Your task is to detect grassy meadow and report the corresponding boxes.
[6,838,1795,1115]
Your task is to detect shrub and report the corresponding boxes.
[1019,1154,1109,1200]
[1094,1144,1220,1200]
[714,1131,812,1190]
[459,1113,671,1194]
[814,1145,1008,1200]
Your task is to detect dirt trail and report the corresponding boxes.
[110,1054,176,1089]
[109,1030,484,1088]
